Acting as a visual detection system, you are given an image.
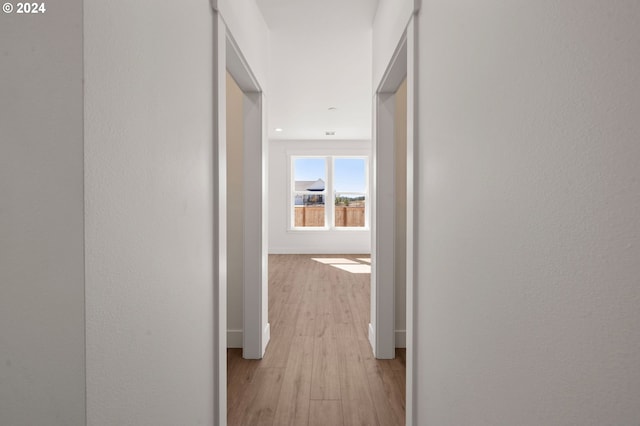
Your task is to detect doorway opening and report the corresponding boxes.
[213,12,269,425]
[224,32,269,361]
[214,9,416,426]
[371,19,416,425]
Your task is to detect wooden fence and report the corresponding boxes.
[294,206,365,227]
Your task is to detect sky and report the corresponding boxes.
[294,157,366,193]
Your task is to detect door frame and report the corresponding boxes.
[225,27,270,362]
[212,9,269,425]
[371,16,417,426]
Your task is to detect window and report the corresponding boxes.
[292,157,327,227]
[291,156,368,230]
[333,158,367,228]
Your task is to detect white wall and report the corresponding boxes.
[0,4,85,425]
[216,0,269,90]
[372,0,416,91]
[84,1,215,424]
[269,140,371,254]
[226,73,244,348]
[412,1,640,425]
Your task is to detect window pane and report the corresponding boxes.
[294,195,325,227]
[334,193,366,227]
[334,158,366,193]
[294,158,326,183]
[334,158,366,227]
[293,158,326,227]
[295,193,325,206]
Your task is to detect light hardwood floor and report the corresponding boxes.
[227,254,406,426]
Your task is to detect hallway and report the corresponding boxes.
[227,254,406,426]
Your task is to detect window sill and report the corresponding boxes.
[287,227,369,232]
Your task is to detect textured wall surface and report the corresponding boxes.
[414,1,640,424]
[0,3,85,425]
[84,1,215,424]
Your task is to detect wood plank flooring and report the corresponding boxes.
[228,254,406,426]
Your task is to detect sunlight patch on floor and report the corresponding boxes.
[311,257,358,264]
[331,264,371,274]
[356,258,371,263]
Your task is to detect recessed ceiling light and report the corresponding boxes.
[275,128,283,132]
[325,131,336,136]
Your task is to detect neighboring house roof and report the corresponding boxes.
[295,178,325,191]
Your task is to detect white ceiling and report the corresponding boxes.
[255,0,379,141]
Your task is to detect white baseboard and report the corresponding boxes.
[262,323,270,356]
[227,329,243,348]
[368,324,407,351]
[228,323,270,354]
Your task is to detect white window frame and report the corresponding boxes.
[289,155,369,231]
[290,156,329,230]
